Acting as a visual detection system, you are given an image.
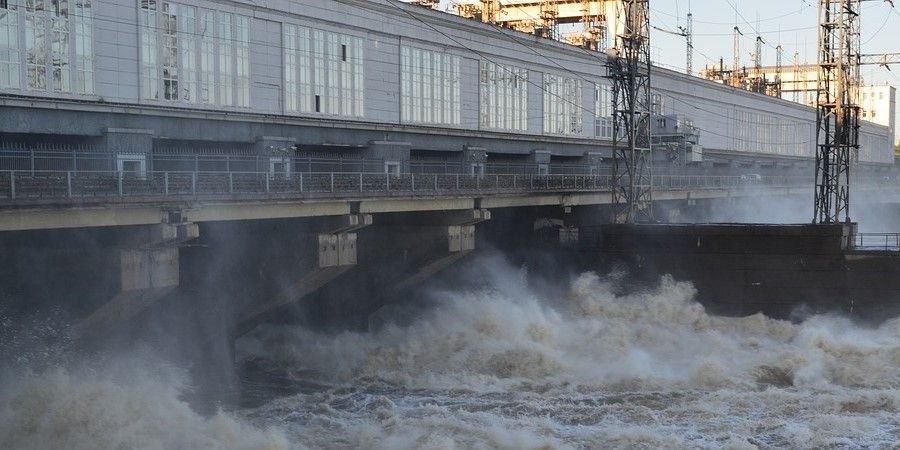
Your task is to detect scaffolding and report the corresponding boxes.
[452,0,617,51]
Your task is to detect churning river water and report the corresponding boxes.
[2,257,899,449]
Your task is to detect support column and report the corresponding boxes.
[366,210,490,330]
[529,149,551,174]
[368,210,489,322]
[254,136,296,173]
[73,221,199,340]
[368,141,412,173]
[101,128,154,153]
[461,145,488,175]
[235,214,371,335]
[582,151,605,175]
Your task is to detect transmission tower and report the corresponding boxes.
[685,12,693,76]
[813,0,861,224]
[775,44,783,96]
[792,51,802,103]
[732,26,742,87]
[607,0,652,223]
[754,36,763,71]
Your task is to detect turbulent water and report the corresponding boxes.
[3,256,900,449]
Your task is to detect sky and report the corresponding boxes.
[647,0,899,86]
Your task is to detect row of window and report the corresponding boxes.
[0,0,93,93]
[139,0,249,107]
[1,4,886,160]
[594,84,613,138]
[283,24,363,117]
[733,110,813,157]
[400,45,461,126]
[543,74,583,136]
[479,61,527,131]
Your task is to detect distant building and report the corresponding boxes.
[701,63,898,146]
[860,85,897,147]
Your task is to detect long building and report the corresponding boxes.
[0,0,894,175]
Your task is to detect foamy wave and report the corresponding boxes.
[242,268,900,393]
[237,259,900,447]
[0,366,289,450]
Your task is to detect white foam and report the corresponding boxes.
[0,362,289,450]
[238,257,900,448]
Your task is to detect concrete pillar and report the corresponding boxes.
[254,136,296,173]
[235,214,370,335]
[102,128,154,153]
[582,151,604,174]
[73,221,199,341]
[529,150,551,174]
[461,145,488,175]
[368,140,412,173]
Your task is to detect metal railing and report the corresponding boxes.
[0,169,820,203]
[851,233,900,251]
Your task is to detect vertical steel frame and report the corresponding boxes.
[814,0,860,224]
[608,0,652,223]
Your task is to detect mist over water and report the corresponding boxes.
[3,254,900,449]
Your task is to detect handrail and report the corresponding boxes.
[0,169,830,203]
[851,233,900,251]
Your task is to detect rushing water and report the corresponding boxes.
[2,256,900,449]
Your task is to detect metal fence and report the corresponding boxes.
[0,169,820,202]
[851,233,900,251]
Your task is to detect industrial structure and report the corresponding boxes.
[2,0,900,362]
[702,62,897,146]
[0,0,894,181]
[450,0,619,51]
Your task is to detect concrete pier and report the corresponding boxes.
[578,223,900,320]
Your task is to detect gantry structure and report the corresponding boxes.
[452,0,619,50]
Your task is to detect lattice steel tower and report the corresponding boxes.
[813,0,861,223]
[607,0,652,223]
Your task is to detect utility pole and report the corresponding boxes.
[733,26,742,87]
[792,50,801,103]
[608,0,652,223]
[775,44,783,96]
[754,36,763,71]
[685,12,693,76]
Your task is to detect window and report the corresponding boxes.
[139,0,158,99]
[141,4,248,107]
[384,161,400,175]
[594,83,613,138]
[0,0,20,88]
[71,0,91,94]
[479,60,527,131]
[400,45,460,125]
[283,23,363,117]
[177,5,195,101]
[199,8,214,103]
[269,156,291,178]
[543,73,582,135]
[161,1,177,100]
[235,15,249,107]
[651,93,663,114]
[117,153,147,178]
[218,12,232,106]
[470,162,484,176]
